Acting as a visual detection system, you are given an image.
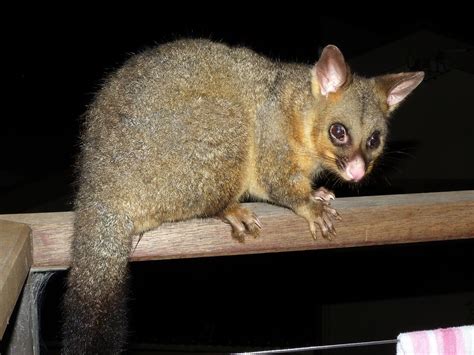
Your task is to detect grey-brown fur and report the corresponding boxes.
[62,39,423,353]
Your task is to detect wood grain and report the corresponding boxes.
[0,191,473,272]
[0,220,32,339]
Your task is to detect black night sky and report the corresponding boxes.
[2,7,474,355]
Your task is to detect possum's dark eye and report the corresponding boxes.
[367,131,381,150]
[329,123,348,145]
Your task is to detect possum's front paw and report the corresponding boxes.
[308,199,341,240]
[296,187,341,240]
[220,203,262,243]
[310,187,341,240]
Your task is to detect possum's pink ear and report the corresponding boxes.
[377,72,424,110]
[312,45,348,97]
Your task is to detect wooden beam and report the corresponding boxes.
[0,191,473,272]
[0,220,32,339]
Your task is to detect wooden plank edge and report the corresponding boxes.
[0,190,473,271]
[0,220,32,339]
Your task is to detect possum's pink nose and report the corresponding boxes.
[345,155,365,182]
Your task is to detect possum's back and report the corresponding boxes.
[89,39,275,124]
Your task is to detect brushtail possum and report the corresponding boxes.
[62,39,423,353]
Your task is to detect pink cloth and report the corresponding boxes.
[397,325,474,354]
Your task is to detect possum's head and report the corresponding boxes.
[310,45,424,182]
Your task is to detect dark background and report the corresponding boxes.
[2,8,474,354]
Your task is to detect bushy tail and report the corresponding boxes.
[62,207,133,354]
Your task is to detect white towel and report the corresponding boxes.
[397,325,474,354]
